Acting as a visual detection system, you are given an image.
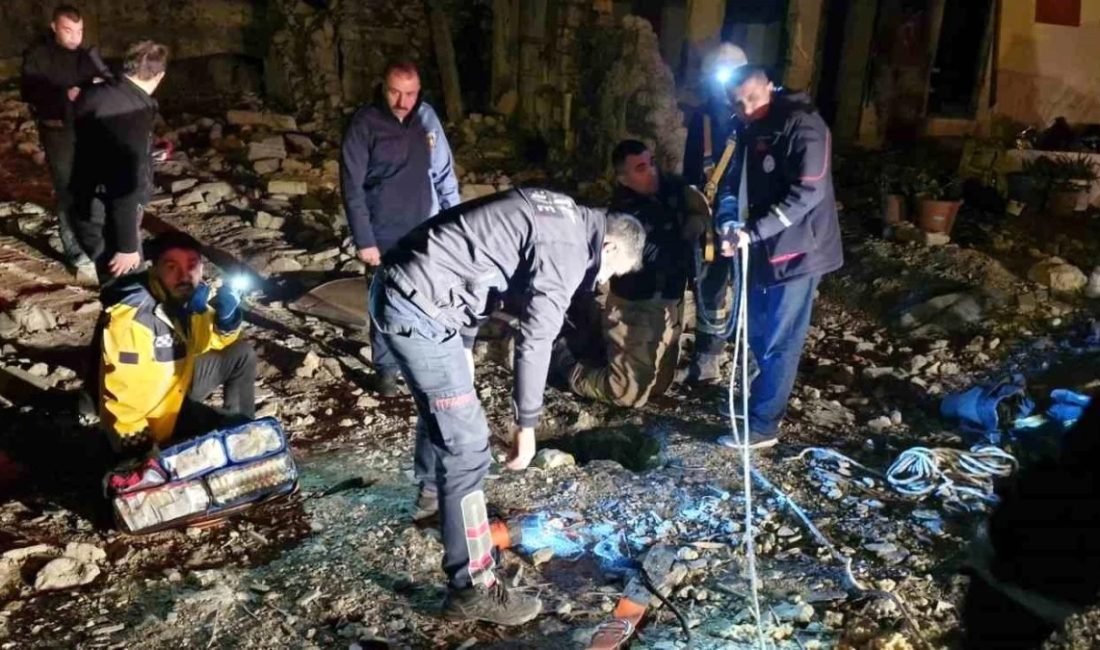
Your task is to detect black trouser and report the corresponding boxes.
[38,123,85,263]
[173,340,257,440]
[72,195,144,286]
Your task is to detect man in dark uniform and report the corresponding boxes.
[341,60,460,397]
[20,4,111,278]
[369,188,644,625]
[716,65,843,448]
[555,140,708,407]
[70,40,167,286]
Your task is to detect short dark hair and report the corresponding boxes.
[52,5,81,23]
[384,59,419,80]
[149,231,201,263]
[611,139,649,174]
[122,41,169,81]
[730,63,770,88]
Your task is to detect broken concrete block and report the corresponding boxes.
[1028,258,1088,294]
[295,351,321,378]
[253,158,281,175]
[532,449,575,470]
[226,110,298,132]
[280,158,312,173]
[63,543,106,565]
[922,232,951,246]
[194,182,234,202]
[11,305,57,333]
[253,211,285,230]
[175,190,206,207]
[170,178,198,193]
[267,180,308,196]
[34,557,100,592]
[0,312,18,338]
[3,544,57,561]
[248,136,287,161]
[265,257,303,273]
[285,133,317,156]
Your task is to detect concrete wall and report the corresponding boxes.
[995,0,1100,126]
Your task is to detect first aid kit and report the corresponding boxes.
[106,418,298,534]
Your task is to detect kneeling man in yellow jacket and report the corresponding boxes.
[99,232,255,454]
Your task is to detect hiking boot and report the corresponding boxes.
[441,581,543,626]
[681,353,722,384]
[717,431,779,450]
[374,371,400,397]
[412,486,438,522]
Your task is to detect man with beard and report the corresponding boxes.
[341,59,460,396]
[97,232,254,455]
[20,4,111,279]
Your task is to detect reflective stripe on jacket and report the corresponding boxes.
[99,272,241,445]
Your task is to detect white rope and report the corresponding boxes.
[728,243,767,649]
[799,445,1018,513]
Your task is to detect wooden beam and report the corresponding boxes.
[429,1,464,123]
[491,0,520,105]
[833,0,878,141]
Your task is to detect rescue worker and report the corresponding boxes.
[369,188,644,625]
[554,140,708,407]
[716,64,843,448]
[71,40,168,285]
[341,59,460,397]
[681,43,748,384]
[99,231,254,455]
[20,4,111,279]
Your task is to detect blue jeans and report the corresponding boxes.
[368,276,492,590]
[746,274,820,435]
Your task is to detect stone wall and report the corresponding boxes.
[0,0,266,82]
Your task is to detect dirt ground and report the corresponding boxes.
[1,92,1099,649]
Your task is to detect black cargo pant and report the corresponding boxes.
[173,340,258,440]
[38,123,85,264]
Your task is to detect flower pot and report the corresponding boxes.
[917,199,962,235]
[882,193,906,225]
[1005,172,1040,216]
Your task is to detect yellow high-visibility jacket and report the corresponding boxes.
[99,272,241,448]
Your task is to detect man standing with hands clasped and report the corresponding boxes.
[715,65,843,448]
[341,59,460,396]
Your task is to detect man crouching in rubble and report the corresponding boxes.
[98,232,255,455]
[369,188,645,625]
[552,139,709,407]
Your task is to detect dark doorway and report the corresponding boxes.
[816,0,853,126]
[927,0,994,117]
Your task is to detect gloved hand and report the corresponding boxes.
[209,287,243,332]
[185,283,211,315]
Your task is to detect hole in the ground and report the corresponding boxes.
[548,423,662,472]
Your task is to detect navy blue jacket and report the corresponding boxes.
[340,90,459,254]
[716,90,843,287]
[382,188,605,427]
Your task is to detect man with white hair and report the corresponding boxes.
[369,187,644,626]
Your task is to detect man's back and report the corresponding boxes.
[71,78,157,197]
[384,188,602,331]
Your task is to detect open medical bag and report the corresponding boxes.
[106,417,298,534]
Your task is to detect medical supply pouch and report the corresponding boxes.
[108,417,298,534]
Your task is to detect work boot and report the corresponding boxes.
[373,370,400,397]
[412,485,438,523]
[681,352,722,384]
[441,580,543,626]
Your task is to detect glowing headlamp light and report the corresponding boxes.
[714,65,734,85]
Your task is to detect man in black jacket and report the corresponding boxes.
[20,4,111,278]
[556,140,708,407]
[71,40,168,285]
[369,188,644,625]
[716,65,843,448]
